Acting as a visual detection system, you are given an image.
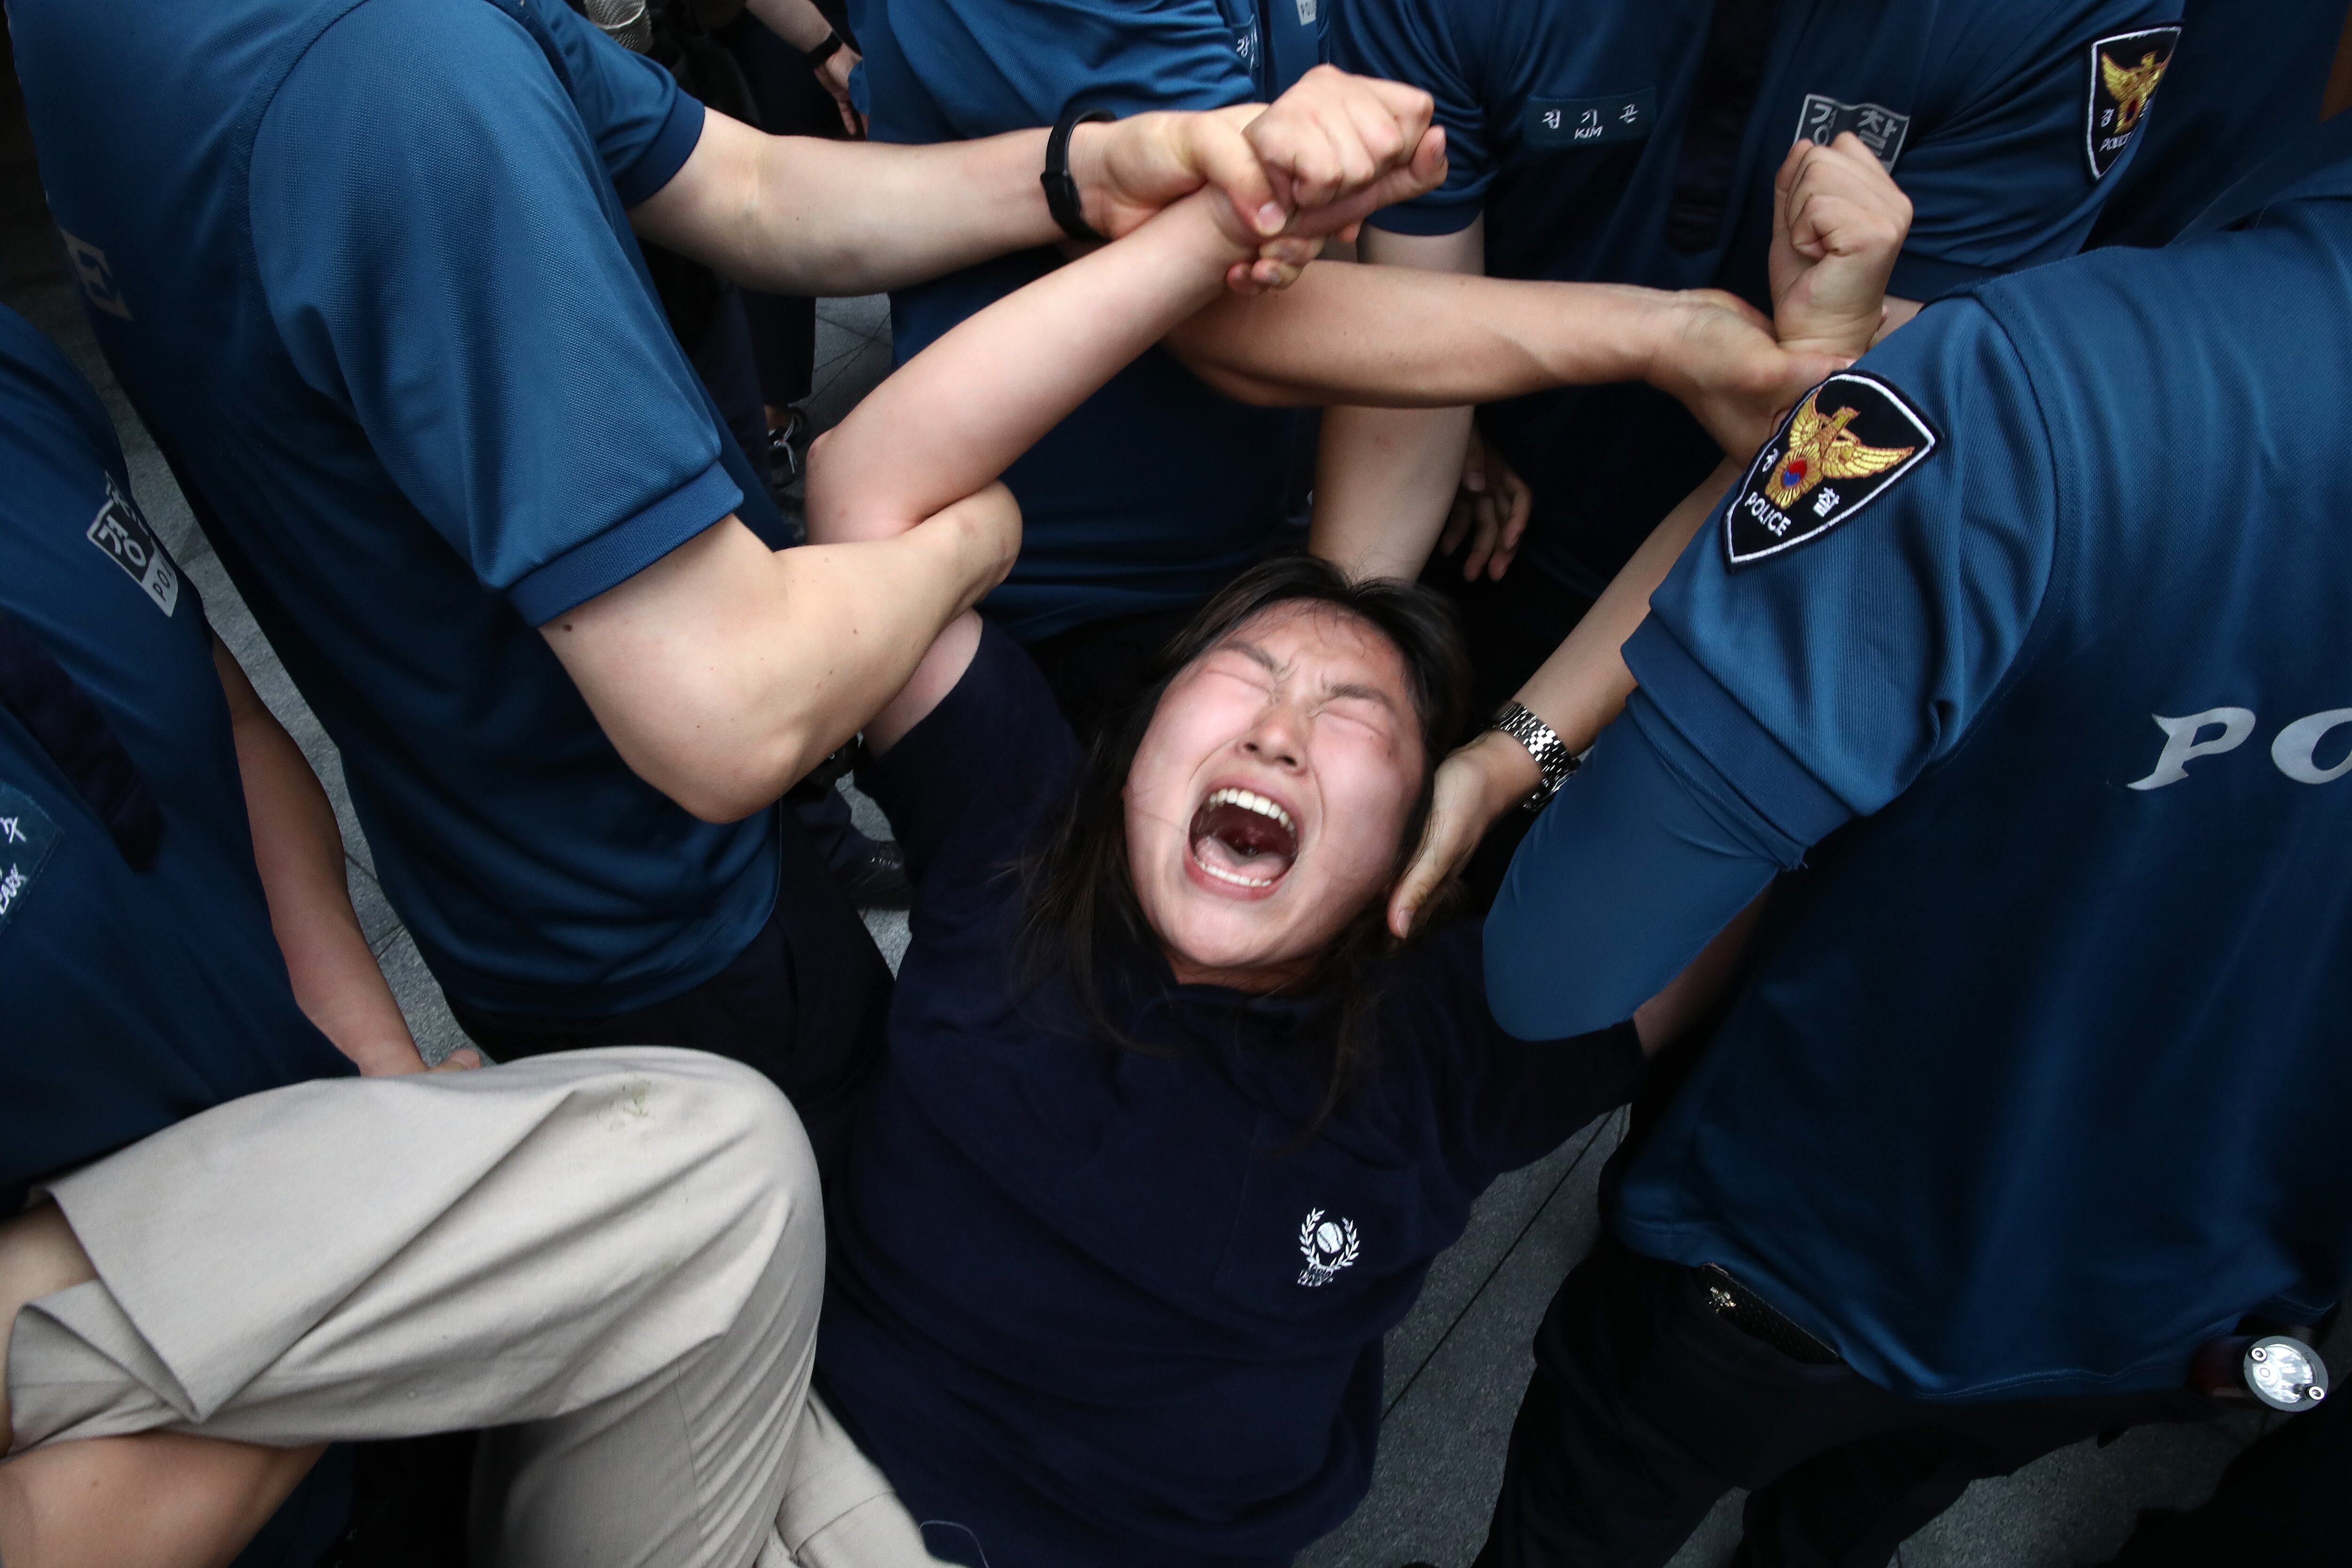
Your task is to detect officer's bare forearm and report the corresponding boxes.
[1512,454,1745,748]
[544,511,1012,825]
[742,0,834,48]
[1168,266,1674,407]
[1384,455,1745,940]
[213,640,422,1077]
[1310,403,1477,582]
[632,112,1070,298]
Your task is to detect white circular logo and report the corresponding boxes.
[1296,1208,1361,1287]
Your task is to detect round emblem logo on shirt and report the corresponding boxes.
[1297,1208,1361,1287]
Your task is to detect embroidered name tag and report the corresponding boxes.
[85,475,179,617]
[1792,94,1911,171]
[2086,24,2181,179]
[1724,373,1939,568]
[0,784,62,939]
[1526,89,1655,148]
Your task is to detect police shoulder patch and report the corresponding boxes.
[2086,24,2182,180]
[1723,373,1939,570]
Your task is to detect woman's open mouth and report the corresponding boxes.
[1187,786,1299,893]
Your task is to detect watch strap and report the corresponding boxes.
[1489,700,1581,811]
[1042,105,1116,244]
[803,30,845,67]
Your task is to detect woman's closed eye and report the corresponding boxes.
[1314,687,1401,741]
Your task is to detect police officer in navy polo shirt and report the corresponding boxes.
[1399,115,2352,1568]
[2089,0,2352,248]
[0,300,418,1565]
[1316,0,2184,709]
[0,302,847,1568]
[5,0,1430,1177]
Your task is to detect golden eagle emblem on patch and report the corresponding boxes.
[2099,49,2168,138]
[2086,25,2181,178]
[1724,372,1939,569]
[1759,392,1917,509]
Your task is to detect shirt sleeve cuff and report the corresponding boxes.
[1367,192,1486,237]
[1887,249,1994,304]
[1622,618,1853,847]
[612,91,707,208]
[509,459,742,625]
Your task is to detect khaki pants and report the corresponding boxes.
[7,1049,949,1568]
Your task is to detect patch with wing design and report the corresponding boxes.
[1724,373,1938,569]
[2086,24,2181,179]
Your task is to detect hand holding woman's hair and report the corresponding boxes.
[1387,731,1538,937]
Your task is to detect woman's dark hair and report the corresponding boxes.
[1018,555,1474,1120]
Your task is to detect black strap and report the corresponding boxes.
[804,29,844,67]
[1697,1264,1842,1364]
[0,605,163,870]
[1043,104,1117,244]
[1666,0,1779,255]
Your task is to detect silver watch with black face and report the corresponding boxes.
[1488,701,1580,811]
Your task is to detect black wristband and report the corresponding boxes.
[1042,104,1116,244]
[803,30,844,67]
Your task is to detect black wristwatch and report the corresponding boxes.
[803,29,845,67]
[1042,104,1116,244]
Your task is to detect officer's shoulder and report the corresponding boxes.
[294,0,561,87]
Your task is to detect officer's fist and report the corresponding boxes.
[1768,131,1912,358]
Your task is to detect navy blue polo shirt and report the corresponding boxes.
[8,0,786,1016]
[1526,153,2352,1401]
[0,306,354,1216]
[819,626,1641,1568]
[1335,0,2179,598]
[2089,0,2346,248]
[850,0,1325,641]
[0,312,386,1568]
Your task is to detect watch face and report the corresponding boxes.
[2244,1337,2328,1411]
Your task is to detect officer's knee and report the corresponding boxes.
[638,1051,824,1236]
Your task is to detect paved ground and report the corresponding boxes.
[6,53,2333,1561]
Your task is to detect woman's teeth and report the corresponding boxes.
[1188,786,1300,890]
[1202,787,1295,834]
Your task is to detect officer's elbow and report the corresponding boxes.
[611,714,822,826]
[1165,326,1311,408]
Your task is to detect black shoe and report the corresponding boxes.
[767,406,809,482]
[837,837,911,909]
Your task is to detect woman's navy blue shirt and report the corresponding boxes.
[820,626,1642,1568]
